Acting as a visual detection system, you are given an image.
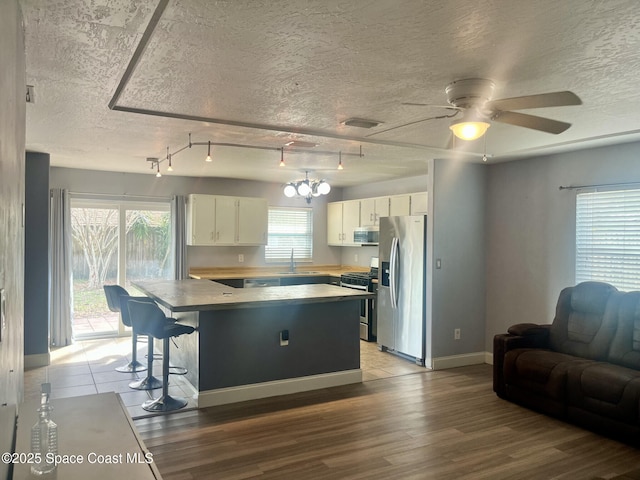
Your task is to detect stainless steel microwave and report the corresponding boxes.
[354,227,379,245]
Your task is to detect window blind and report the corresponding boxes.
[265,207,313,262]
[576,188,640,291]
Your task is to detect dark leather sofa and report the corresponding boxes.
[493,281,640,441]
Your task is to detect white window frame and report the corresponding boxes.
[576,187,640,291]
[265,207,313,263]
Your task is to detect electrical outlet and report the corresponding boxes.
[280,329,289,346]
[354,253,358,262]
[436,259,442,269]
[238,254,244,263]
[454,328,461,340]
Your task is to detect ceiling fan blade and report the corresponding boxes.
[487,91,582,111]
[492,111,572,134]
[401,102,463,110]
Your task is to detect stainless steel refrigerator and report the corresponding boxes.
[377,215,426,365]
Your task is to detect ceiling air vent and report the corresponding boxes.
[342,118,382,129]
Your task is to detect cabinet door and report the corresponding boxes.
[389,195,411,216]
[237,197,268,245]
[342,200,361,246]
[375,196,390,222]
[327,202,344,245]
[187,194,216,245]
[214,196,237,244]
[410,192,428,215]
[360,198,376,226]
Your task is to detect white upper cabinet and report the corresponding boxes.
[187,194,268,246]
[361,197,390,226]
[410,192,428,215]
[389,195,411,216]
[187,194,216,245]
[327,200,360,246]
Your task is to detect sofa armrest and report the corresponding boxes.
[507,323,551,339]
[493,326,551,397]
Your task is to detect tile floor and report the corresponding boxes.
[24,337,425,419]
[24,336,197,419]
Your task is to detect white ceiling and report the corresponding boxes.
[20,0,640,187]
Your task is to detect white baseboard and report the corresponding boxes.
[485,351,493,365]
[431,352,486,370]
[198,369,363,408]
[24,353,50,369]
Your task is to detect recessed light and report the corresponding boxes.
[342,118,382,129]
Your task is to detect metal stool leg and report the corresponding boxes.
[129,335,162,390]
[116,331,147,373]
[142,337,188,412]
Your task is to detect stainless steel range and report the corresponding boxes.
[340,257,378,341]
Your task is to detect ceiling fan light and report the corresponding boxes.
[449,120,490,141]
[283,183,297,197]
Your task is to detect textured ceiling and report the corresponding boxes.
[20,0,640,186]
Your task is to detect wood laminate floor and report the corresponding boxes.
[134,364,640,480]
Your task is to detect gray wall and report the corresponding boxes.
[0,1,25,477]
[431,159,487,359]
[49,167,343,269]
[24,153,50,357]
[485,141,640,352]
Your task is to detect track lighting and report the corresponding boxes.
[147,134,364,177]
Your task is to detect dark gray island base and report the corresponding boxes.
[134,280,373,407]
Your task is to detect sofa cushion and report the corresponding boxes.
[504,348,594,401]
[608,292,640,369]
[567,362,640,424]
[549,282,620,360]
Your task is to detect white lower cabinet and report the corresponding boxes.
[187,194,268,246]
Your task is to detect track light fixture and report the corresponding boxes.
[283,171,331,203]
[147,134,364,176]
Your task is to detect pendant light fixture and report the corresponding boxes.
[283,171,331,203]
[338,151,344,170]
[205,141,212,162]
[279,147,285,167]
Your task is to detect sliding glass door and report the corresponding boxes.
[70,198,172,339]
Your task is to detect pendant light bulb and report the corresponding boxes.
[338,151,344,170]
[167,154,173,172]
[155,162,162,178]
[205,141,212,162]
[279,148,285,167]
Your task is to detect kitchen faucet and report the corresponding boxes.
[289,248,296,273]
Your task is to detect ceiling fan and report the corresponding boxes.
[401,78,582,141]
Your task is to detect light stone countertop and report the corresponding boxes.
[134,279,374,312]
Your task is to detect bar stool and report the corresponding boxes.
[127,299,195,412]
[120,295,163,391]
[103,285,146,373]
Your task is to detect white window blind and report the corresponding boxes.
[576,188,640,291]
[265,207,313,262]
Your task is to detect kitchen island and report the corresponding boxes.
[134,279,373,407]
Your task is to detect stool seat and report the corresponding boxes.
[127,299,195,412]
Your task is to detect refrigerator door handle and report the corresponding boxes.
[390,237,399,309]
